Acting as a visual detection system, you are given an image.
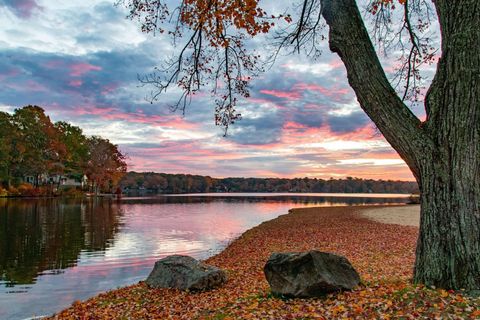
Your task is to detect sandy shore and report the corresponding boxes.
[360,204,420,227]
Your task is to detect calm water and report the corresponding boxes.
[0,193,409,319]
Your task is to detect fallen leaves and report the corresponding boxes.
[49,206,480,319]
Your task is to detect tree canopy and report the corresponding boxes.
[0,106,127,193]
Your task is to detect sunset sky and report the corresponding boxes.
[0,0,436,181]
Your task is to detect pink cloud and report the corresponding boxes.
[74,106,116,116]
[245,97,287,111]
[26,80,48,92]
[44,59,64,69]
[101,83,119,95]
[70,63,102,77]
[337,124,380,140]
[6,0,42,18]
[121,125,415,181]
[69,80,83,87]
[126,141,239,161]
[293,83,351,101]
[260,89,301,100]
[0,68,20,81]
[329,60,345,69]
[70,106,198,129]
[6,79,47,92]
[257,82,353,105]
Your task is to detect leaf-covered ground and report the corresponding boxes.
[49,206,480,319]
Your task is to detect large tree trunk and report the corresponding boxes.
[321,0,480,289]
[414,0,480,289]
[415,162,480,289]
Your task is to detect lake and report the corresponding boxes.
[0,193,410,319]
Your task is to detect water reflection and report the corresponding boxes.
[0,194,408,319]
[0,198,122,286]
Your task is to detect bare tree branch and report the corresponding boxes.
[365,0,437,103]
[118,0,279,134]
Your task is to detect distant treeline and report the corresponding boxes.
[120,172,419,194]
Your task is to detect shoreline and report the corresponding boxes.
[48,204,478,319]
[360,204,420,227]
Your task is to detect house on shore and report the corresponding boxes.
[23,174,88,188]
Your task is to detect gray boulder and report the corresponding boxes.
[264,250,360,298]
[146,255,227,291]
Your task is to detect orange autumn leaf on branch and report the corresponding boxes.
[369,0,407,14]
[126,0,289,48]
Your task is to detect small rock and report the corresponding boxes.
[264,250,360,298]
[146,255,227,291]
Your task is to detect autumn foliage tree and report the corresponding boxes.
[11,106,67,186]
[0,112,20,187]
[55,121,89,178]
[121,0,479,290]
[0,106,127,193]
[85,136,127,194]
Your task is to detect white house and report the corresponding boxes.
[23,174,87,188]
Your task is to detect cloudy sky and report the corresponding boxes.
[0,0,436,180]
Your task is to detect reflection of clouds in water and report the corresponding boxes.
[104,203,251,260]
[102,202,254,263]
[163,230,195,236]
[121,203,247,235]
[1,196,408,320]
[104,233,145,259]
[103,231,206,261]
[152,238,206,257]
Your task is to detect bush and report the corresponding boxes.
[60,186,84,197]
[7,186,19,196]
[0,186,7,197]
[17,183,35,196]
[17,183,49,197]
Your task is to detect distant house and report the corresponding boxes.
[23,174,61,185]
[23,175,35,185]
[59,175,88,188]
[23,174,87,188]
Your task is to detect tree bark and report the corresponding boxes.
[415,159,480,289]
[415,0,480,290]
[320,0,480,289]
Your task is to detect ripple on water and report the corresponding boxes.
[0,195,409,320]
